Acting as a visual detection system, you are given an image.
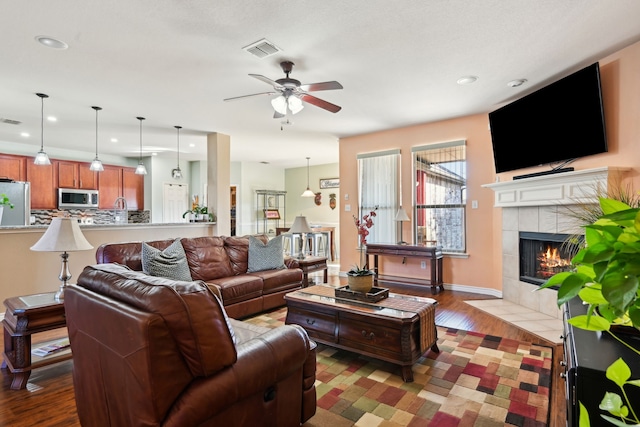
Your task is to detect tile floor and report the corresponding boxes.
[464,299,564,344]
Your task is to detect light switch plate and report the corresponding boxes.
[345,204,351,212]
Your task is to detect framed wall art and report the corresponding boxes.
[319,178,340,189]
[263,209,281,219]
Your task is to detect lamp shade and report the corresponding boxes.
[394,207,410,222]
[288,216,312,234]
[271,95,287,115]
[31,217,93,252]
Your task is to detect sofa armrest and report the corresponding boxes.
[163,324,313,427]
[285,257,299,269]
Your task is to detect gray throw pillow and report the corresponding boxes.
[247,235,286,272]
[141,238,193,281]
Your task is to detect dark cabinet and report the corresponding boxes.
[562,298,640,426]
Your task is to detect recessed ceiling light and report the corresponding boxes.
[47,116,57,122]
[457,75,478,85]
[35,36,68,50]
[110,138,118,143]
[189,143,195,148]
[507,79,528,88]
[20,132,30,137]
[152,152,158,156]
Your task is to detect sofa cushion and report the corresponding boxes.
[247,235,286,273]
[181,237,234,281]
[142,238,192,281]
[76,263,237,378]
[96,239,173,270]
[224,235,268,275]
[208,275,264,305]
[248,268,303,294]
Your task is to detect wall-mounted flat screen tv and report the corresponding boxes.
[488,62,607,174]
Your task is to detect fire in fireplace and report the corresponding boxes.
[519,232,577,286]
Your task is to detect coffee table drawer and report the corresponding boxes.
[286,307,336,341]
[339,318,404,358]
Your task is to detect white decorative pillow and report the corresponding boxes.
[247,235,285,272]
[141,238,193,281]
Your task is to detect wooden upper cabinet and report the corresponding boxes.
[26,161,56,209]
[98,165,123,209]
[0,154,27,181]
[123,167,143,210]
[57,161,98,189]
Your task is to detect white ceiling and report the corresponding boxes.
[1,0,640,169]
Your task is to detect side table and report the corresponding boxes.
[2,292,70,390]
[296,256,328,287]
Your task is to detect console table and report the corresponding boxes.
[366,243,444,294]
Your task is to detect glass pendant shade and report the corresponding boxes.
[89,106,104,171]
[271,95,287,115]
[135,116,147,175]
[171,125,182,179]
[34,93,51,165]
[301,157,315,197]
[288,96,304,114]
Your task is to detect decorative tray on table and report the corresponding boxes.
[334,286,389,303]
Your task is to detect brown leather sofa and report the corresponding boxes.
[95,235,303,319]
[65,263,317,427]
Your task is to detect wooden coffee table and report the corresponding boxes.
[284,285,439,382]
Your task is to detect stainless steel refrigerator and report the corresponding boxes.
[0,181,31,226]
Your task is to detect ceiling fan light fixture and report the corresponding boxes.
[288,96,304,114]
[271,95,287,115]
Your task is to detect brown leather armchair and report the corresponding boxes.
[65,263,316,427]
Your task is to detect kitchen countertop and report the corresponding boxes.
[0,222,216,231]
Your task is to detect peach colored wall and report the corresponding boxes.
[339,39,640,292]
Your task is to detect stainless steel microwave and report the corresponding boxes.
[58,188,99,209]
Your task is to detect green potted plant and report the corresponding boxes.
[0,193,14,225]
[541,197,640,425]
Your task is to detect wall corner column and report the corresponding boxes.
[207,133,231,236]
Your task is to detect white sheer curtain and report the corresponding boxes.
[357,150,400,244]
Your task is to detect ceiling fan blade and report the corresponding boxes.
[249,74,284,90]
[299,81,343,92]
[299,93,342,113]
[223,92,277,102]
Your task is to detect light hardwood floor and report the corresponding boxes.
[1,274,566,427]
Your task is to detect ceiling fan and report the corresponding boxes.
[223,61,343,118]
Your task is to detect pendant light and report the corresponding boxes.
[301,157,315,197]
[34,93,51,165]
[89,106,104,171]
[171,125,182,179]
[134,116,147,175]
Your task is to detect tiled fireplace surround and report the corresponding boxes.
[484,167,623,321]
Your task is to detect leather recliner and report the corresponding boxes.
[65,263,316,427]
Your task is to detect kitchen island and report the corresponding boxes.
[0,222,216,306]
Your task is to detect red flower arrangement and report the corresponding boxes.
[353,205,379,246]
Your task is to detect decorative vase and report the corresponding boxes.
[347,274,374,293]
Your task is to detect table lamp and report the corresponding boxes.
[30,216,93,300]
[394,207,410,245]
[288,215,312,259]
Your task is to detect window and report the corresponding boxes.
[357,150,400,244]
[412,140,466,253]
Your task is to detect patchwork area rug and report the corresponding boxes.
[245,308,553,427]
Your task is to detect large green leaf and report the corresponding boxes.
[568,315,611,331]
[578,286,608,305]
[601,273,639,312]
[600,198,632,215]
[579,402,591,427]
[599,391,628,418]
[557,274,589,306]
[582,242,615,264]
[606,358,631,387]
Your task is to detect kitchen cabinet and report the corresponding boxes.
[57,161,97,190]
[26,160,56,209]
[0,154,26,181]
[98,166,143,210]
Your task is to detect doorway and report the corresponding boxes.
[163,183,189,223]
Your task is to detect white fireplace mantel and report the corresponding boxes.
[482,167,628,208]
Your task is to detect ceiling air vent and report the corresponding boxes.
[243,38,281,58]
[0,118,22,125]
